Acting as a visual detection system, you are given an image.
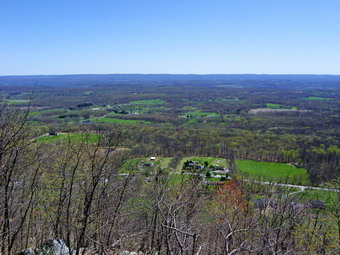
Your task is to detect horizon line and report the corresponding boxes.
[1,73,340,77]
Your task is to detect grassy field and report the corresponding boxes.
[29,108,67,117]
[120,158,145,173]
[266,103,297,110]
[206,177,225,182]
[184,119,198,125]
[130,99,164,105]
[159,157,172,169]
[90,118,151,124]
[182,106,197,110]
[3,99,30,104]
[105,112,129,117]
[168,173,191,186]
[303,96,332,101]
[182,111,219,118]
[298,189,338,204]
[35,133,100,143]
[236,160,309,185]
[120,157,172,173]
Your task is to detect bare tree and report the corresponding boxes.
[0,104,43,254]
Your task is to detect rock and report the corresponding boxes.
[117,251,130,255]
[117,251,142,255]
[36,239,70,255]
[19,248,35,255]
[75,247,98,255]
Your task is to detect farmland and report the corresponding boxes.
[181,111,219,118]
[129,99,165,105]
[236,160,309,185]
[265,103,297,110]
[1,74,340,254]
[2,99,30,104]
[304,96,332,100]
[28,108,67,117]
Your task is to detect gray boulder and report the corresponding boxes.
[36,239,70,255]
[19,248,35,255]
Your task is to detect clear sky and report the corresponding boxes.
[1,0,340,75]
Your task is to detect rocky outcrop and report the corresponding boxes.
[36,239,70,255]
[18,248,35,255]
[19,239,147,255]
[19,239,70,255]
[117,252,145,255]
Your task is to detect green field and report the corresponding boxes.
[35,133,100,143]
[120,158,145,173]
[129,99,164,105]
[90,118,151,124]
[29,108,67,117]
[3,99,30,104]
[298,189,338,204]
[266,103,297,110]
[303,96,332,101]
[168,173,191,186]
[182,111,219,118]
[184,119,198,125]
[105,112,128,116]
[182,106,197,110]
[206,177,225,182]
[159,157,172,169]
[236,160,309,185]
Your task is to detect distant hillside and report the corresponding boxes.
[1,74,340,89]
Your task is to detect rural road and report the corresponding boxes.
[117,172,339,193]
[180,172,340,193]
[241,179,339,193]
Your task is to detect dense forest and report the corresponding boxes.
[0,75,339,254]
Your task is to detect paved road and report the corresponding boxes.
[179,172,339,193]
[118,172,339,193]
[241,179,339,193]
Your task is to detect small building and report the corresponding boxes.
[150,157,156,161]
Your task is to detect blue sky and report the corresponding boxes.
[1,0,340,75]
